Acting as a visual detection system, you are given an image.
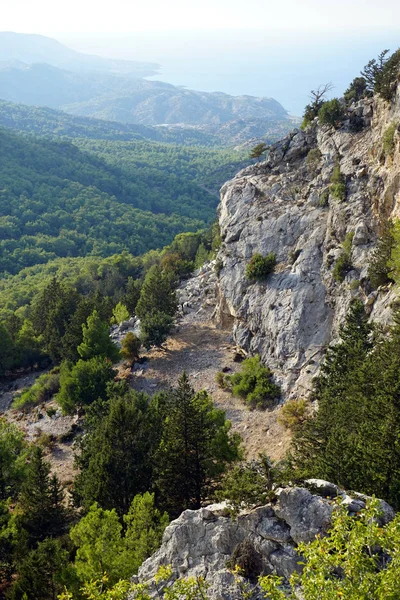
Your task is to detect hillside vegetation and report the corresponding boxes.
[0,126,244,274]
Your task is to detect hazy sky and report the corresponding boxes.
[3,0,400,33]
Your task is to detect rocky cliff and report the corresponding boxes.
[138,483,394,599]
[215,89,400,399]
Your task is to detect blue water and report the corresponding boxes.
[62,29,400,115]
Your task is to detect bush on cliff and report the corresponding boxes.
[245,253,276,281]
[223,355,281,409]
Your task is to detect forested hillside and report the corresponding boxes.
[0,126,244,274]
[0,99,219,145]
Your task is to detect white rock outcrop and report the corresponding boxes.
[137,484,394,599]
[215,91,400,398]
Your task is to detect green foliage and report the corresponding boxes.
[218,455,277,515]
[278,398,311,432]
[9,537,70,600]
[0,323,15,376]
[245,253,276,280]
[259,499,400,600]
[0,419,28,501]
[318,99,345,128]
[329,159,346,201]
[123,492,169,575]
[78,310,120,362]
[344,76,369,104]
[318,188,330,208]
[120,332,141,362]
[223,355,281,409]
[368,221,395,288]
[301,83,333,129]
[140,313,174,350]
[56,357,116,414]
[0,126,245,276]
[361,48,400,101]
[249,143,268,160]
[74,390,163,516]
[382,122,398,157]
[155,373,242,516]
[136,265,177,349]
[287,300,400,509]
[12,369,60,410]
[18,446,67,547]
[111,302,129,325]
[332,232,354,282]
[70,502,125,585]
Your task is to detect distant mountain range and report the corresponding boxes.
[0,31,158,77]
[0,32,296,145]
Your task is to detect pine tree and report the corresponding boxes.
[155,373,241,516]
[136,265,177,320]
[18,447,67,547]
[368,221,395,289]
[77,310,120,362]
[74,391,162,516]
[136,265,177,348]
[249,143,268,161]
[10,538,69,600]
[291,300,373,486]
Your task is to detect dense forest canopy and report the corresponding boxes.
[0,126,244,275]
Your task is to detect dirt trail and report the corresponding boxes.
[132,317,291,462]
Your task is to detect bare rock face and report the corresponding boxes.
[137,484,394,599]
[215,89,400,399]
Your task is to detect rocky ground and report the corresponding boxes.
[131,262,291,462]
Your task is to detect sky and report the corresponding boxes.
[2,0,400,114]
[2,0,400,33]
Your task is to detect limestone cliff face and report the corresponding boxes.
[215,88,400,399]
[137,483,394,599]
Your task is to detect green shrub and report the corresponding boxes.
[214,259,223,277]
[224,355,280,409]
[120,332,141,362]
[215,371,227,389]
[278,398,311,432]
[56,357,116,414]
[344,76,369,104]
[318,99,345,128]
[330,160,346,201]
[332,232,354,282]
[368,222,395,289]
[318,188,330,207]
[218,455,277,515]
[12,369,60,410]
[383,123,398,157]
[245,253,276,281]
[259,499,400,600]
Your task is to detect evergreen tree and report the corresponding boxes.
[368,221,395,289]
[136,265,177,320]
[0,323,15,376]
[30,279,79,363]
[18,446,67,547]
[74,391,163,516]
[155,373,241,516]
[136,265,177,348]
[0,419,28,501]
[120,332,141,362]
[249,143,268,161]
[291,300,373,486]
[56,357,116,414]
[70,503,124,585]
[77,310,120,362]
[123,492,169,574]
[9,538,69,600]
